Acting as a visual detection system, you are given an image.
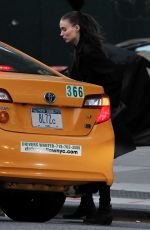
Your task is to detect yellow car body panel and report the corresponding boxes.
[0,120,114,185]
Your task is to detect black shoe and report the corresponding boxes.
[84,205,113,225]
[63,204,97,219]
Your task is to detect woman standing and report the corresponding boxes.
[59,11,136,225]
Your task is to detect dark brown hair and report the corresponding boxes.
[61,11,104,48]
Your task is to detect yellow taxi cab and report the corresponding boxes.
[0,41,114,222]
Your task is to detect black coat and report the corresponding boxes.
[104,44,150,148]
[69,41,150,157]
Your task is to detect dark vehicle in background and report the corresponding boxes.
[116,38,150,62]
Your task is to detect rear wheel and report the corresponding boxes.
[0,191,66,222]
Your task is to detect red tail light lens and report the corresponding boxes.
[83,94,111,124]
[0,89,13,103]
[0,65,14,72]
[96,106,110,123]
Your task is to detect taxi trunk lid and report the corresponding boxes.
[0,73,104,136]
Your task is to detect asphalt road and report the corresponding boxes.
[1,216,150,230]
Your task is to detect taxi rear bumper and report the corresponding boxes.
[0,120,114,190]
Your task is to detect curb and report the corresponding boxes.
[113,208,150,221]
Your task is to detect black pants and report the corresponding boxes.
[80,184,111,209]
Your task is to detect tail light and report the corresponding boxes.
[0,88,13,103]
[0,89,12,123]
[0,65,14,72]
[83,94,111,124]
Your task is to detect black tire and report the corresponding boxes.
[0,191,66,222]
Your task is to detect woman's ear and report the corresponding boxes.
[75,25,80,32]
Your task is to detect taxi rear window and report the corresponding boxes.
[0,45,58,76]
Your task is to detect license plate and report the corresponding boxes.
[31,108,63,129]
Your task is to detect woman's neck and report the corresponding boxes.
[73,34,80,46]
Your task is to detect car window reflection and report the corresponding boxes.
[135,45,150,52]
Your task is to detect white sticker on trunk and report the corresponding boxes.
[66,85,84,98]
[21,142,82,156]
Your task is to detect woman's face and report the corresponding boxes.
[59,19,80,46]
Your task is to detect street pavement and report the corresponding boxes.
[61,147,150,221]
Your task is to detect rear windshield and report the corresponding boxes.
[0,44,58,76]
